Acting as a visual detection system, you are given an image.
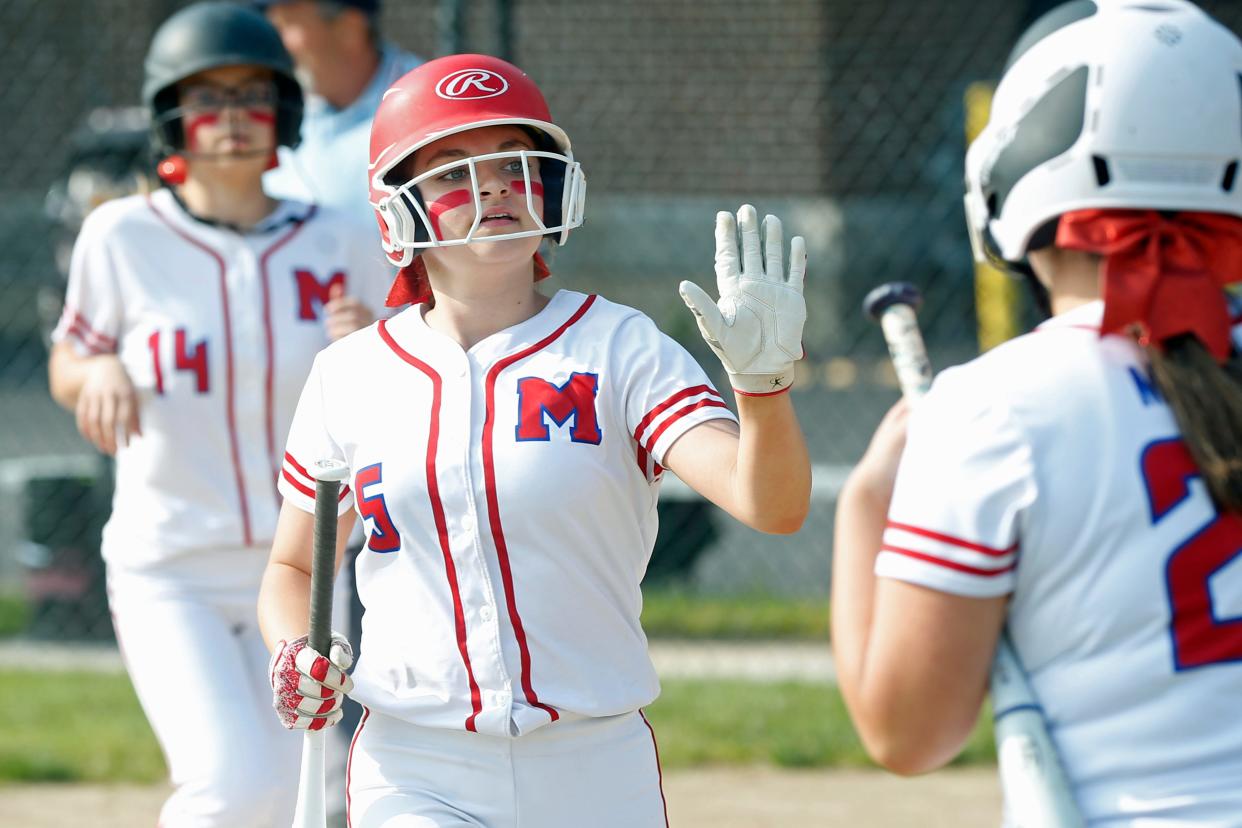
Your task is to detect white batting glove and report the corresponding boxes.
[679,204,807,396]
[268,632,354,731]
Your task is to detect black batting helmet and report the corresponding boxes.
[143,1,303,155]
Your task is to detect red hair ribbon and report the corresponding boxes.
[384,252,553,308]
[1056,209,1242,362]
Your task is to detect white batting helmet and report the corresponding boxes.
[964,0,1242,264]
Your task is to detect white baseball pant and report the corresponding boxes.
[107,547,302,828]
[346,707,669,828]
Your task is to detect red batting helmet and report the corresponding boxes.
[368,54,587,268]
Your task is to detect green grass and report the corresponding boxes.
[1,670,166,784]
[645,679,995,769]
[0,670,994,784]
[640,591,829,640]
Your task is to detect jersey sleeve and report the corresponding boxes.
[51,209,123,356]
[876,366,1037,598]
[279,354,355,516]
[615,313,738,478]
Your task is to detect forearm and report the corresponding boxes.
[257,561,313,652]
[832,474,999,774]
[259,506,357,652]
[731,392,811,533]
[830,472,887,718]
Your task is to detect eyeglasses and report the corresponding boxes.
[179,81,278,112]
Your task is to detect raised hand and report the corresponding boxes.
[679,204,807,396]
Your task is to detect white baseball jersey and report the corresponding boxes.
[279,289,736,737]
[53,188,392,568]
[880,300,1242,824]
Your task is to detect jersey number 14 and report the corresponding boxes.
[1142,438,1242,670]
[148,329,209,394]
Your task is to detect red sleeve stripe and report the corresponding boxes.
[282,468,315,499]
[65,310,117,350]
[284,451,315,484]
[64,322,112,354]
[62,314,116,353]
[885,520,1017,557]
[642,398,730,456]
[633,385,723,445]
[881,544,1017,578]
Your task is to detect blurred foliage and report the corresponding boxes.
[0,593,29,638]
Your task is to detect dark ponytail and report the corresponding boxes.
[1147,333,1242,514]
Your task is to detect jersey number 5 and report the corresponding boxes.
[1142,438,1242,670]
[356,463,401,553]
[148,329,209,394]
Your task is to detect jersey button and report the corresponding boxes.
[480,605,494,621]
[461,514,476,533]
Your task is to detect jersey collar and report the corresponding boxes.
[155,187,314,237]
[383,289,590,365]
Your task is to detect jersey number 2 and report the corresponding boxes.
[1142,438,1242,670]
[148,329,209,394]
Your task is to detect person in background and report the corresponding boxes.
[257,0,422,223]
[47,4,390,825]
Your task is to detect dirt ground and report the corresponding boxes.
[0,766,1001,827]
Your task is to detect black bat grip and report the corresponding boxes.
[308,478,341,657]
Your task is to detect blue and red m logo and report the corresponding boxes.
[515,372,602,444]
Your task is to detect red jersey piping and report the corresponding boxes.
[147,195,253,546]
[378,319,485,731]
[479,293,599,723]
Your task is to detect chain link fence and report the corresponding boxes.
[3,0,1240,644]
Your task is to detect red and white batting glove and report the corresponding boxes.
[268,632,354,731]
[679,204,808,396]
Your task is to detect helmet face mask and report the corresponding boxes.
[369,56,587,269]
[965,0,1242,265]
[377,146,585,258]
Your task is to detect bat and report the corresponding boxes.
[863,281,1085,828]
[292,458,350,828]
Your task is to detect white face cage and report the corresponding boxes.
[373,148,587,267]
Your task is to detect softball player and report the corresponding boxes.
[257,54,811,827]
[46,4,389,826]
[832,1,1242,824]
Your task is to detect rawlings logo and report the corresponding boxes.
[436,69,509,100]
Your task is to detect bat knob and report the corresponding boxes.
[310,458,350,483]
[863,281,923,320]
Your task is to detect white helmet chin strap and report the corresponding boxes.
[374,149,585,262]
